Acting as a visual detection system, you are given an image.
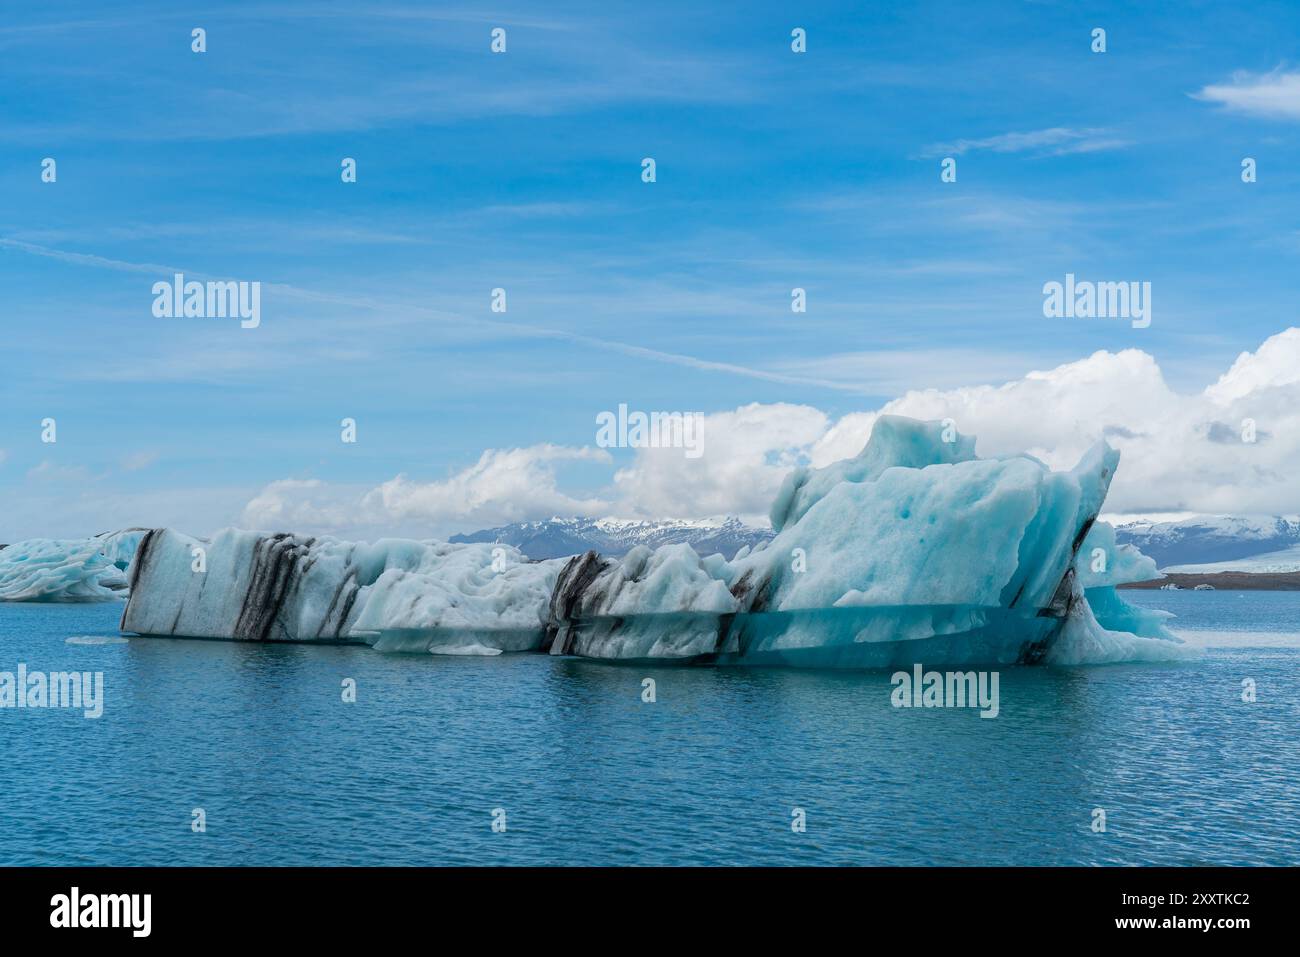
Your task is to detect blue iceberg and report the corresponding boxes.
[119,416,1183,666]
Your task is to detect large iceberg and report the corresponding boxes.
[0,529,147,602]
[119,416,1182,666]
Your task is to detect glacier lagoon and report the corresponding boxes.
[1,594,1297,866]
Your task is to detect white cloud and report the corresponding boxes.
[801,330,1300,516]
[241,446,613,535]
[26,460,90,483]
[240,479,359,533]
[611,403,829,522]
[5,238,863,394]
[119,451,158,472]
[1194,69,1300,120]
[600,327,1300,519]
[921,127,1128,158]
[1204,327,1300,404]
[359,445,612,528]
[241,328,1300,536]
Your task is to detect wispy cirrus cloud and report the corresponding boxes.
[920,127,1129,158]
[119,451,159,473]
[0,238,865,394]
[1193,69,1300,120]
[26,461,91,483]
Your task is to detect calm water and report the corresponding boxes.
[1,592,1297,866]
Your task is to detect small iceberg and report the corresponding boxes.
[117,416,1182,667]
[0,529,147,602]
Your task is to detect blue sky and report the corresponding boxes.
[4,1,1300,539]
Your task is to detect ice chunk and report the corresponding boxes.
[1075,520,1161,589]
[121,528,561,652]
[734,428,1115,615]
[770,414,978,532]
[1046,580,1190,665]
[353,541,561,651]
[0,529,146,602]
[1072,521,1178,639]
[545,544,739,658]
[1081,585,1178,640]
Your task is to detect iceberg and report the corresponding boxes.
[0,529,147,602]
[1074,519,1178,640]
[118,416,1183,666]
[121,529,561,648]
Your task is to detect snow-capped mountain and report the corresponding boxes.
[453,513,1300,569]
[1112,515,1300,569]
[449,516,774,560]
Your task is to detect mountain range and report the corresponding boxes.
[1112,515,1300,570]
[450,513,1300,572]
[450,516,774,560]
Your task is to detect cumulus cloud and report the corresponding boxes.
[241,445,612,535]
[611,402,829,521]
[1204,327,1300,403]
[359,445,612,527]
[1194,69,1300,120]
[243,328,1300,535]
[606,328,1300,519]
[241,479,359,532]
[802,329,1300,516]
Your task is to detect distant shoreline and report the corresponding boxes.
[1121,571,1300,591]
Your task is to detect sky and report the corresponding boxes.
[3,0,1300,541]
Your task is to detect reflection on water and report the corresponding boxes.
[373,604,1060,667]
